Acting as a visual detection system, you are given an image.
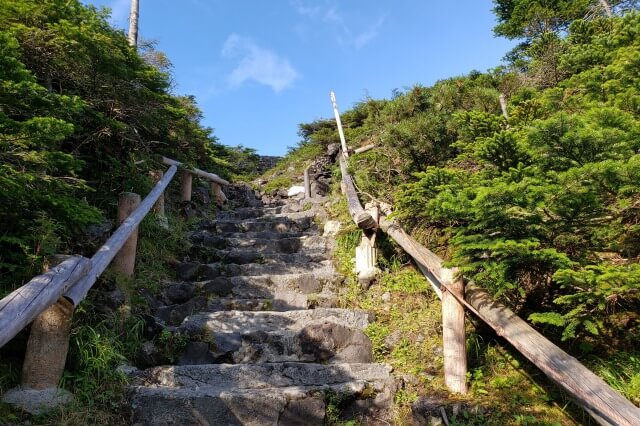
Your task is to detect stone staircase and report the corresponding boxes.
[129,189,395,425]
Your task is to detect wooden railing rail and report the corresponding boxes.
[0,257,91,348]
[1,155,228,413]
[338,162,640,424]
[338,154,377,230]
[65,164,177,304]
[329,90,639,424]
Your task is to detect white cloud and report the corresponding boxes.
[291,1,384,49]
[291,0,322,18]
[222,34,300,93]
[353,17,385,49]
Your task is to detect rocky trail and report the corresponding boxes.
[128,185,395,425]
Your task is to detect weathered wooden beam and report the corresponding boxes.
[180,169,193,202]
[162,156,229,186]
[65,165,178,305]
[0,256,90,348]
[304,167,311,199]
[338,155,377,230]
[149,170,165,217]
[112,192,141,277]
[465,284,640,426]
[354,144,375,154]
[441,269,467,394]
[210,182,227,206]
[379,214,640,424]
[379,215,443,298]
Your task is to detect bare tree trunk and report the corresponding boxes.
[599,0,613,17]
[128,0,140,47]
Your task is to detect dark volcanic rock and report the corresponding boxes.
[175,262,201,281]
[204,277,234,297]
[298,322,373,363]
[178,342,215,365]
[164,282,196,304]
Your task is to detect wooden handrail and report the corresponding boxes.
[162,156,229,186]
[379,212,640,425]
[338,146,640,422]
[0,256,91,347]
[65,165,177,305]
[338,154,377,229]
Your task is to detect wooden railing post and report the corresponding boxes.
[149,170,168,228]
[112,192,141,277]
[2,255,75,414]
[210,182,227,206]
[304,167,311,198]
[442,268,468,394]
[181,169,192,202]
[355,203,380,288]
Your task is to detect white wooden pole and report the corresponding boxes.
[330,91,349,157]
[128,0,140,47]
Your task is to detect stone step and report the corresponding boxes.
[201,270,340,298]
[217,207,319,221]
[190,230,321,246]
[179,309,374,364]
[194,248,330,265]
[194,233,331,253]
[206,259,336,278]
[210,217,316,234]
[217,206,284,220]
[130,363,393,426]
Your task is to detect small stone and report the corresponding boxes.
[327,143,340,157]
[297,275,322,294]
[204,277,234,296]
[416,334,425,343]
[279,397,325,426]
[175,262,201,281]
[277,238,302,254]
[106,288,126,309]
[323,220,341,237]
[411,396,447,426]
[164,282,195,304]
[298,322,373,363]
[381,292,391,303]
[136,341,166,368]
[287,186,305,197]
[384,330,403,352]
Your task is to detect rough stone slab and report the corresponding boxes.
[135,362,391,389]
[206,259,337,278]
[179,310,374,363]
[181,308,372,335]
[131,382,376,426]
[199,249,328,265]
[214,217,315,234]
[213,235,331,255]
[197,271,340,300]
[196,230,319,241]
[2,387,73,415]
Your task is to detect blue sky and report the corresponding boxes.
[83,0,515,156]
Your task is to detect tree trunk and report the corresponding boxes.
[599,0,613,17]
[128,0,140,47]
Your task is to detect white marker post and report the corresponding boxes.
[330,91,349,157]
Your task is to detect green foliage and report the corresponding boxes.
[0,0,256,293]
[293,10,640,356]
